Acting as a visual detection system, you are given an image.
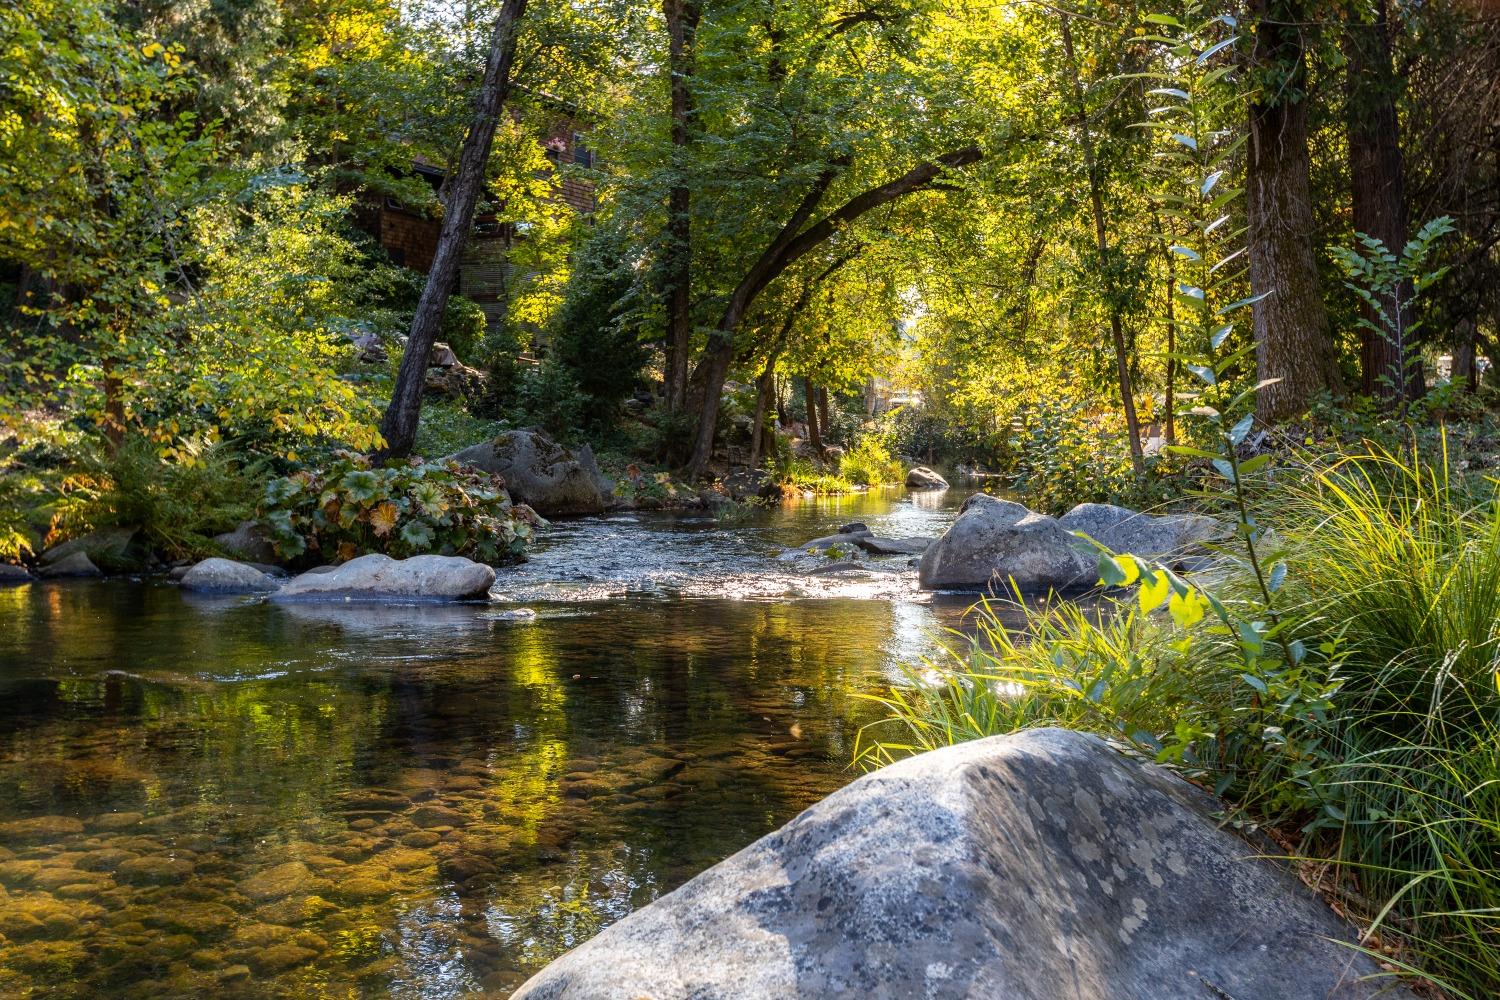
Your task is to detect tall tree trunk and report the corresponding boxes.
[1161,223,1179,446]
[378,0,527,459]
[662,0,701,411]
[816,386,831,443]
[1248,0,1342,421]
[1059,14,1144,475]
[803,378,823,455]
[679,147,981,480]
[1347,0,1415,408]
[749,351,779,469]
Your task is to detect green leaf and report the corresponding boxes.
[1268,561,1287,593]
[1238,453,1271,475]
[1139,571,1171,613]
[1229,412,1254,446]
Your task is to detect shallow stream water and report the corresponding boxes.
[0,487,995,998]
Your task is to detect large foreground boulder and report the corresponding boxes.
[513,729,1411,1000]
[906,465,949,489]
[1058,502,1227,558]
[443,429,607,516]
[180,558,281,594]
[919,494,1093,591]
[271,554,494,602]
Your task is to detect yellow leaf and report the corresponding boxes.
[370,502,399,537]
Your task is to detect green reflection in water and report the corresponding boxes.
[0,574,964,998]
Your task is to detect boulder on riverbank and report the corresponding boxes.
[36,551,104,578]
[0,563,32,585]
[180,558,281,594]
[512,728,1412,1000]
[212,521,279,564]
[1058,502,1227,558]
[37,526,145,573]
[443,430,608,517]
[905,466,948,490]
[918,494,1092,591]
[271,554,494,602]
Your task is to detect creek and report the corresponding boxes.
[0,486,1003,997]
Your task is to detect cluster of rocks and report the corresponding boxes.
[444,429,614,517]
[919,495,1228,592]
[513,729,1412,1000]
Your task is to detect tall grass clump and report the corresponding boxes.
[855,438,1500,997]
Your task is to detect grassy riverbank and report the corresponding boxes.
[857,440,1500,999]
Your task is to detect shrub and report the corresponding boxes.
[44,436,260,559]
[548,233,649,430]
[261,453,539,566]
[839,436,903,486]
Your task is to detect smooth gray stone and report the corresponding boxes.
[272,553,494,602]
[179,557,280,594]
[514,728,1414,1000]
[919,494,1093,591]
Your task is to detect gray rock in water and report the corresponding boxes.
[837,521,871,535]
[905,465,949,490]
[37,551,103,578]
[513,728,1413,1000]
[0,563,32,585]
[212,520,279,564]
[919,494,1092,591]
[853,534,934,556]
[38,526,141,572]
[444,429,606,517]
[1058,502,1227,557]
[180,558,280,594]
[272,554,494,602]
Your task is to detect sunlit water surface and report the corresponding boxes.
[0,487,1002,998]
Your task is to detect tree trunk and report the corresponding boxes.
[662,0,700,411]
[377,0,527,459]
[803,378,823,455]
[816,386,831,443]
[1248,0,1342,421]
[1347,0,1416,408]
[749,352,779,469]
[679,146,981,480]
[1162,228,1178,446]
[1059,14,1145,475]
[1452,319,1477,391]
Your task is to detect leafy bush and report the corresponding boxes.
[548,232,649,430]
[261,454,539,566]
[1008,397,1172,513]
[839,435,903,485]
[412,399,505,460]
[44,436,260,559]
[513,361,590,442]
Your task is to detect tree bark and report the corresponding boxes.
[749,350,779,468]
[377,0,527,459]
[816,386,831,442]
[662,0,701,411]
[680,146,981,479]
[1059,14,1144,474]
[1347,0,1417,407]
[803,378,823,455]
[1248,0,1342,421]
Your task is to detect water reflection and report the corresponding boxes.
[0,488,993,998]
